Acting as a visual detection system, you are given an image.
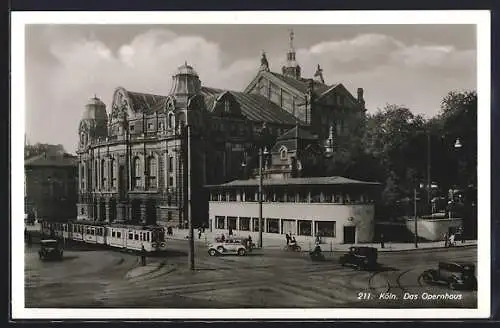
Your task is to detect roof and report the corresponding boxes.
[270,72,331,96]
[201,87,304,125]
[25,152,78,167]
[126,90,169,114]
[277,126,318,141]
[205,176,381,188]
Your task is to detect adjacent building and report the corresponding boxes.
[206,176,380,244]
[24,148,78,222]
[76,32,368,228]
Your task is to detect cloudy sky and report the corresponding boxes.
[25,24,476,153]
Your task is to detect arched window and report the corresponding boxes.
[280,146,288,160]
[94,160,98,190]
[168,113,175,129]
[101,159,107,188]
[133,156,141,189]
[110,158,117,188]
[147,156,157,189]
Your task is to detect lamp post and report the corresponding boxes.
[258,147,269,248]
[185,124,195,271]
[414,184,423,248]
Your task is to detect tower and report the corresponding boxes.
[169,61,202,106]
[78,95,108,149]
[281,29,301,79]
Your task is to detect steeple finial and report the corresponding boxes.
[289,28,295,50]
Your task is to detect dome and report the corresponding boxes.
[175,62,199,77]
[169,62,201,97]
[82,95,107,120]
[86,95,106,107]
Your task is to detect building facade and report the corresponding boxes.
[24,149,78,222]
[76,32,367,228]
[207,177,380,244]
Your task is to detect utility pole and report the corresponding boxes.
[414,187,418,248]
[427,133,431,214]
[186,124,195,270]
[258,147,263,248]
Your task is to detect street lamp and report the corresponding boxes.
[258,147,269,248]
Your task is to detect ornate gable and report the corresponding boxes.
[110,87,135,122]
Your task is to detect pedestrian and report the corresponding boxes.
[198,229,202,240]
[380,233,385,249]
[315,235,320,245]
[247,235,253,249]
[140,244,146,266]
[27,231,32,246]
[444,233,448,247]
[228,227,233,236]
[221,234,225,242]
[285,233,290,245]
[449,233,455,247]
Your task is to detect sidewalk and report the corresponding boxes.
[166,228,477,253]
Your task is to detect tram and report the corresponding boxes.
[40,220,167,253]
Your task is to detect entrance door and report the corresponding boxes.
[343,226,356,244]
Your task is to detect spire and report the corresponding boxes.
[259,50,270,72]
[282,28,301,79]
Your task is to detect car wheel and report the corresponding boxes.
[295,246,301,252]
[216,246,224,253]
[208,249,217,257]
[237,249,246,256]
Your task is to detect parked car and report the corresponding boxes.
[339,246,378,270]
[208,238,249,256]
[38,239,63,261]
[422,261,477,290]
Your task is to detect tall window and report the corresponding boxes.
[100,159,106,188]
[80,164,85,189]
[224,100,230,113]
[110,158,117,188]
[168,156,174,172]
[168,113,175,129]
[147,156,157,189]
[94,160,98,190]
[133,156,141,188]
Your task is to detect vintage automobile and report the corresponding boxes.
[421,261,477,290]
[38,239,63,261]
[339,246,378,270]
[208,238,250,256]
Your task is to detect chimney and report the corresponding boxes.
[357,88,365,108]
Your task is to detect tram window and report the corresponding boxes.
[117,232,121,238]
[146,232,150,242]
[91,229,95,236]
[134,234,139,240]
[112,231,116,238]
[86,227,90,234]
[64,225,68,232]
[128,233,133,240]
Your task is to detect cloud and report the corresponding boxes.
[25,28,476,153]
